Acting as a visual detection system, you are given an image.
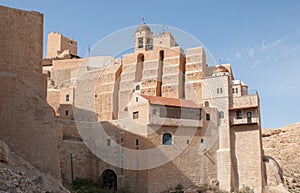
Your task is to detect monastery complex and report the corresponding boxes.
[0,5,280,193]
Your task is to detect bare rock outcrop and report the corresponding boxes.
[0,140,69,193]
[0,140,9,164]
[263,122,300,193]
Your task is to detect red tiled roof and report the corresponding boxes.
[140,95,201,109]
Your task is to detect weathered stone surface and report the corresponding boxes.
[44,18,265,193]
[263,122,300,193]
[0,151,70,193]
[0,140,9,164]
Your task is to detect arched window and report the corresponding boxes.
[157,50,164,96]
[135,85,140,91]
[204,101,209,107]
[247,112,252,123]
[219,111,224,119]
[236,110,242,119]
[162,133,172,145]
[135,54,144,82]
[137,53,144,63]
[138,37,143,48]
[159,50,164,61]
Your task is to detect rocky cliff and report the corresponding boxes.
[263,122,300,193]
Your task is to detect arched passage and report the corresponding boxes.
[101,169,117,190]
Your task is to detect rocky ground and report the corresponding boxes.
[0,140,69,193]
[262,122,300,193]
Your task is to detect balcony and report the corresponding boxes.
[230,117,259,125]
[149,114,203,127]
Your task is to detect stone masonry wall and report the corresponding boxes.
[230,124,263,193]
[0,6,61,180]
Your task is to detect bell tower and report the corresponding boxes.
[134,20,153,51]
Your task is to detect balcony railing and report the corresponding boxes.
[230,117,259,125]
[149,115,203,127]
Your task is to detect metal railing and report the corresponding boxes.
[230,117,258,125]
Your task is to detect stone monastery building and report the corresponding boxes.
[0,5,267,193]
[44,21,265,193]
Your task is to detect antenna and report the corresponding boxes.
[88,44,91,55]
[141,17,145,23]
[160,24,167,34]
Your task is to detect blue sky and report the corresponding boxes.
[2,0,300,128]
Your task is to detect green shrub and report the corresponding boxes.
[198,183,211,193]
[71,178,132,193]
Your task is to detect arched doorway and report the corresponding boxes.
[101,169,117,190]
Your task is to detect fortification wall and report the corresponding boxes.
[230,124,263,193]
[0,6,61,180]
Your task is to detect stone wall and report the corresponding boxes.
[0,6,61,180]
[46,32,77,59]
[59,140,98,183]
[230,124,264,193]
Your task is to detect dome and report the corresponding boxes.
[214,65,229,73]
[136,21,151,32]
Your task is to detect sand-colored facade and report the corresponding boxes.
[43,22,266,193]
[0,6,61,180]
[0,5,266,192]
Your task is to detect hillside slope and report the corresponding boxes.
[263,122,300,193]
[0,140,69,193]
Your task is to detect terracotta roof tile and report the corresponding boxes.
[140,95,201,109]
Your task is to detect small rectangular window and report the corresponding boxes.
[217,88,223,94]
[136,139,139,146]
[236,111,242,119]
[201,139,205,144]
[107,139,111,146]
[66,94,70,102]
[65,110,69,116]
[133,111,139,119]
[206,113,210,121]
[236,88,238,93]
[136,97,139,102]
[232,88,235,94]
